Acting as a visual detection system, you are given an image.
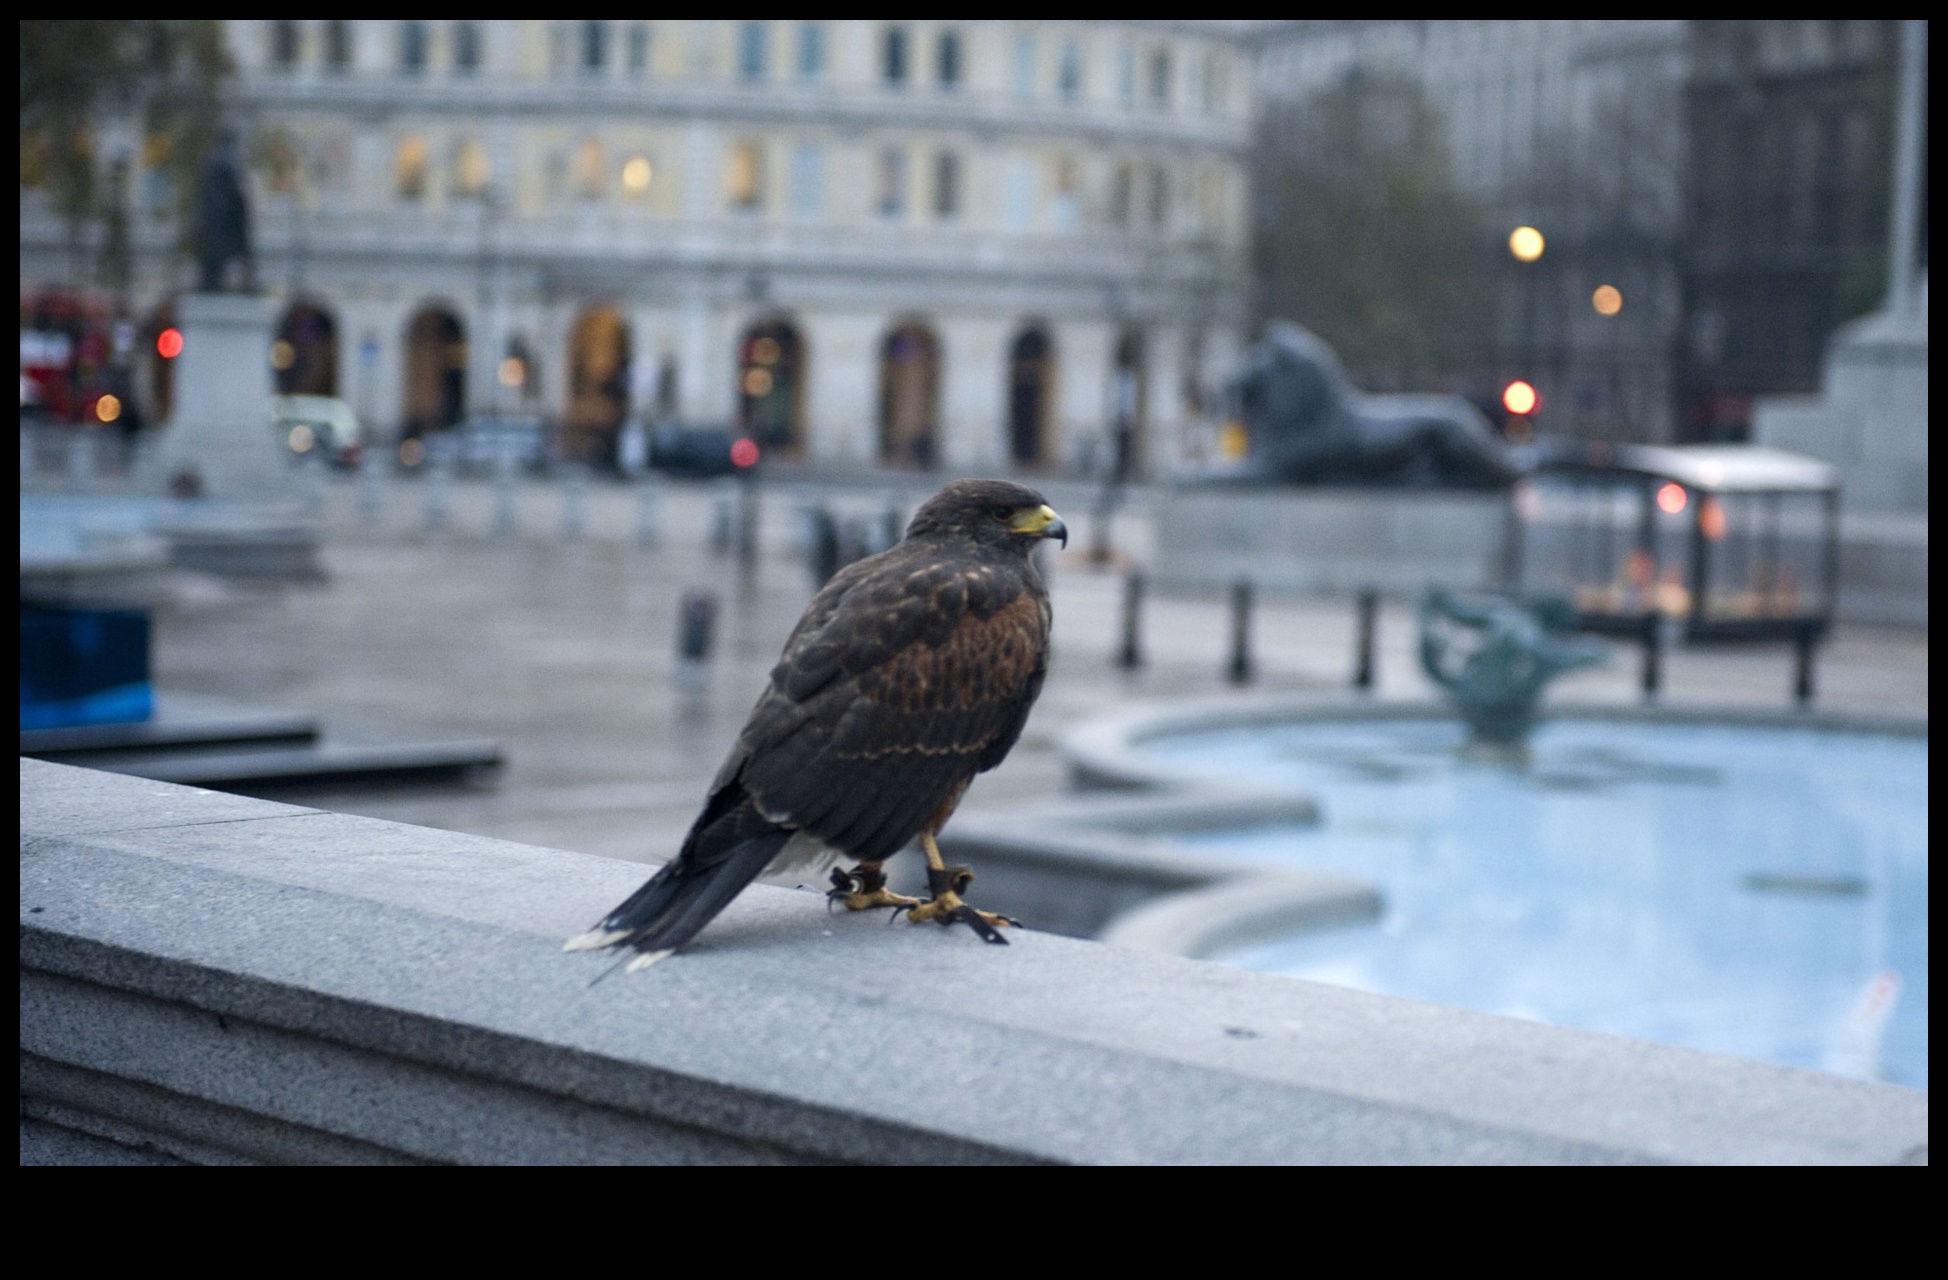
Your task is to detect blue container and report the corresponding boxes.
[19,605,154,730]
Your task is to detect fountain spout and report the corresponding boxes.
[1418,588,1607,758]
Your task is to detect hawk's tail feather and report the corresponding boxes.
[566,829,791,963]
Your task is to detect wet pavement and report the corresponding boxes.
[147,473,1929,869]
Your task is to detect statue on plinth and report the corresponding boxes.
[1419,588,1607,757]
[1210,322,1517,488]
[195,131,255,294]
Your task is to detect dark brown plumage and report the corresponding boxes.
[568,478,1065,968]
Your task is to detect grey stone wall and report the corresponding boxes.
[20,759,1927,1164]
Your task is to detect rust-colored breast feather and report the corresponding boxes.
[729,546,1051,863]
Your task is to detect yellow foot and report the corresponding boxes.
[905,890,1019,945]
[827,866,921,914]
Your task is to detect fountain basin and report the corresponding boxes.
[1065,699,1928,1089]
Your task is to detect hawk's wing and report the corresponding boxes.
[721,542,1050,862]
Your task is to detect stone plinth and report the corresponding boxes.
[1756,299,1929,516]
[161,294,291,502]
[1152,486,1508,598]
[1756,295,1928,627]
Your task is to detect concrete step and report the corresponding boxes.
[20,692,318,757]
[55,738,504,791]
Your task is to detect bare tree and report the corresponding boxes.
[1254,69,1501,392]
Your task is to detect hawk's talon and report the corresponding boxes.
[827,864,921,914]
[904,890,1016,944]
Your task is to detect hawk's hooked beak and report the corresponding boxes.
[1011,504,1068,548]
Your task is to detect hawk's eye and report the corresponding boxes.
[990,506,1014,523]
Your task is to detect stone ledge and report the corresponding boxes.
[18,759,1928,1165]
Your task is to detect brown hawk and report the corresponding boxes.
[568,479,1066,969]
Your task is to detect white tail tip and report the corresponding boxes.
[564,928,628,953]
[625,949,675,973]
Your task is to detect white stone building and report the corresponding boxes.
[22,20,1254,477]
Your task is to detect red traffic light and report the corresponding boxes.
[156,328,184,359]
[730,438,760,469]
[1502,380,1539,416]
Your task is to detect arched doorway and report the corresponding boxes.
[1008,324,1055,467]
[275,302,338,397]
[1111,327,1147,481]
[566,305,631,464]
[879,321,940,469]
[737,317,805,456]
[402,306,467,438]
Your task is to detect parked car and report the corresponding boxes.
[649,421,761,478]
[273,395,363,468]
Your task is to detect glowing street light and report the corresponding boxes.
[1592,285,1623,316]
[156,328,184,359]
[1502,379,1539,416]
[95,394,122,424]
[1508,225,1545,263]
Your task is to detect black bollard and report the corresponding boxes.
[808,506,841,586]
[678,591,718,663]
[1793,622,1818,707]
[1353,588,1378,690]
[1640,610,1663,702]
[1118,570,1145,670]
[736,475,759,568]
[1228,578,1254,685]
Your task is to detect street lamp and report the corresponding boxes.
[1508,225,1545,263]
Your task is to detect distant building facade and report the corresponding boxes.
[1257,20,1690,442]
[18,20,1253,476]
[1679,20,1903,441]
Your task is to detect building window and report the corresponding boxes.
[1111,162,1132,228]
[797,23,825,80]
[1004,157,1035,230]
[1147,164,1168,230]
[622,153,652,199]
[1050,156,1079,232]
[738,22,767,82]
[938,30,963,90]
[264,132,303,194]
[395,136,429,200]
[1117,39,1135,105]
[727,140,764,212]
[453,138,489,197]
[399,22,427,75]
[1013,33,1036,99]
[453,22,481,74]
[790,144,824,220]
[575,138,606,199]
[1148,47,1171,107]
[626,23,650,76]
[1058,40,1082,103]
[581,21,609,73]
[882,27,909,87]
[876,148,907,219]
[269,21,302,71]
[324,20,353,73]
[1195,164,1223,231]
[933,152,961,220]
